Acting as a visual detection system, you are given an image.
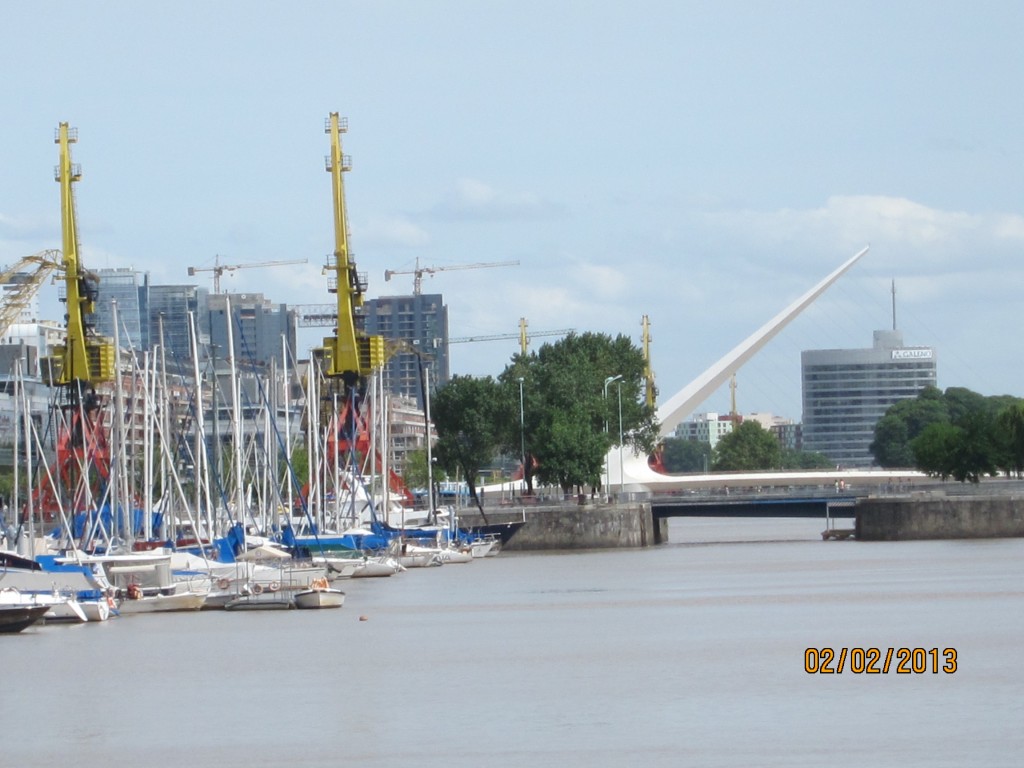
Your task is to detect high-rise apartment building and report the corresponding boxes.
[207,292,295,371]
[361,293,450,410]
[801,330,937,467]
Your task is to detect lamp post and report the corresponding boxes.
[616,379,624,499]
[517,376,525,495]
[603,374,622,501]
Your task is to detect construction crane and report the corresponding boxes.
[641,314,657,410]
[384,257,519,296]
[0,250,62,339]
[187,255,308,294]
[449,318,574,356]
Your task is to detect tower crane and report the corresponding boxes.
[187,255,308,294]
[449,318,574,355]
[0,250,62,339]
[384,257,519,296]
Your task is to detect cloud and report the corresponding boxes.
[0,211,57,245]
[696,195,1024,273]
[430,177,566,221]
[358,214,430,248]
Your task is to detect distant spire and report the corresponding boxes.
[891,278,897,331]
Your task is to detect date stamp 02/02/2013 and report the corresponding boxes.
[804,647,957,674]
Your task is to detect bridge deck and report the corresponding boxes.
[651,492,857,519]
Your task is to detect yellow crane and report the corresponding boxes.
[641,315,657,410]
[384,257,519,296]
[318,112,384,382]
[449,317,574,356]
[0,250,62,339]
[50,122,115,389]
[187,255,308,294]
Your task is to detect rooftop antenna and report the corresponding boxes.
[891,278,897,331]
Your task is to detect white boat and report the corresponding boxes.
[0,552,115,622]
[352,555,403,578]
[79,599,112,622]
[71,553,207,613]
[403,543,473,564]
[312,555,363,580]
[469,539,497,558]
[294,578,345,609]
[118,589,206,614]
[223,593,294,610]
[42,594,88,623]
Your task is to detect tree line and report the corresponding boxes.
[870,386,1024,483]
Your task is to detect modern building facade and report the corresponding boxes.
[149,284,210,368]
[801,330,937,468]
[673,412,736,450]
[92,268,149,351]
[207,292,295,371]
[361,293,450,410]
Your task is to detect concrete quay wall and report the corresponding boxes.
[856,495,1024,541]
[459,502,665,550]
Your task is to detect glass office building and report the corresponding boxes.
[801,330,937,468]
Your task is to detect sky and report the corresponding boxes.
[2,1,1023,423]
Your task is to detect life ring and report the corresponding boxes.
[216,578,231,591]
[268,581,280,593]
[251,583,264,595]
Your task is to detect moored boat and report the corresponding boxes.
[294,578,345,609]
[0,604,50,633]
[0,588,53,633]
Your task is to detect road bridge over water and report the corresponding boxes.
[650,489,858,519]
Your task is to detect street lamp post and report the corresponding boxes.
[603,374,622,501]
[517,377,526,496]
[616,379,624,499]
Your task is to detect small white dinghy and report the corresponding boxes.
[294,578,345,610]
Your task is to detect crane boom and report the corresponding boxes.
[384,257,519,296]
[449,318,574,355]
[0,250,62,339]
[188,255,308,293]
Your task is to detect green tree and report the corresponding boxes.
[659,437,713,473]
[431,374,503,514]
[870,386,949,467]
[497,332,659,495]
[779,448,834,470]
[911,422,961,481]
[996,402,1024,477]
[911,412,999,484]
[870,414,913,467]
[401,448,432,491]
[712,421,781,471]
